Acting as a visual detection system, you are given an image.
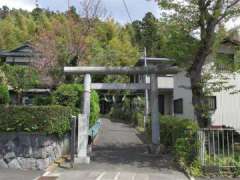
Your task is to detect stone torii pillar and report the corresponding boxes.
[83,74,91,117]
[76,74,91,164]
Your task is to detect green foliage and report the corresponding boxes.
[53,84,83,111]
[147,116,201,176]
[0,84,10,104]
[158,116,199,147]
[0,68,7,85]
[1,64,39,104]
[130,12,164,57]
[53,84,100,127]
[32,96,53,106]
[0,105,71,136]
[88,20,139,83]
[90,90,100,127]
[110,98,132,121]
[109,96,145,128]
[129,12,198,66]
[1,64,39,91]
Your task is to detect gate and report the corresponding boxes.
[64,65,178,164]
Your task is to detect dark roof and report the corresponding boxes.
[222,38,240,46]
[0,43,37,58]
[10,42,33,52]
[135,57,175,66]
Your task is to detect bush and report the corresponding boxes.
[53,84,100,127]
[0,105,72,136]
[0,85,10,104]
[53,84,83,111]
[146,116,201,176]
[90,90,100,127]
[33,96,53,105]
[0,68,7,85]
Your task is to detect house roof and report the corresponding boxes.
[135,57,175,67]
[222,38,240,46]
[0,43,37,58]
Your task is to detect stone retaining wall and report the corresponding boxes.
[0,133,70,170]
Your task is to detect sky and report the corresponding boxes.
[0,0,161,24]
[0,0,239,28]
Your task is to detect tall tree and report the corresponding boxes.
[157,0,240,127]
[1,65,39,104]
[130,12,164,57]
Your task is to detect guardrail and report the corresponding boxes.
[88,119,101,143]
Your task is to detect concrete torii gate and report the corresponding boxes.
[64,65,178,163]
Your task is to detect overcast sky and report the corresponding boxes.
[0,0,160,24]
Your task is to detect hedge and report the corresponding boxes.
[146,116,201,176]
[0,105,72,136]
[0,85,10,104]
[53,84,100,127]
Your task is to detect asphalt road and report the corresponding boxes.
[0,168,42,180]
[51,118,189,180]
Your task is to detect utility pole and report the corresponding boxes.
[35,0,39,8]
[143,47,149,130]
[68,0,70,11]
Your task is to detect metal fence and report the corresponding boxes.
[198,128,240,170]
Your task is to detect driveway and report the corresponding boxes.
[48,118,189,180]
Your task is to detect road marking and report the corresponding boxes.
[114,172,121,180]
[131,173,136,180]
[146,174,150,180]
[96,172,106,180]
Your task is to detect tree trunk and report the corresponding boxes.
[189,23,216,128]
[17,91,22,105]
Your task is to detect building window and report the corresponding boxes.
[174,98,183,114]
[205,96,217,111]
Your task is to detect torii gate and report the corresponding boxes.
[64,65,178,163]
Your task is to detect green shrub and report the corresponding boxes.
[146,116,201,176]
[0,105,71,136]
[159,116,199,147]
[53,84,100,127]
[90,90,100,127]
[0,85,10,104]
[53,84,83,111]
[0,68,7,85]
[33,96,53,105]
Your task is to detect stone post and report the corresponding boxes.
[75,74,91,164]
[150,74,160,145]
[83,74,91,117]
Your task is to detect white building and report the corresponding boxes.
[135,38,240,131]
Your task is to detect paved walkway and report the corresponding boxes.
[50,118,189,180]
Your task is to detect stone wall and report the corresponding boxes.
[0,133,70,170]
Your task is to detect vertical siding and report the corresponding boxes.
[211,73,240,130]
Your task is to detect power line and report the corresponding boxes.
[122,0,133,23]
